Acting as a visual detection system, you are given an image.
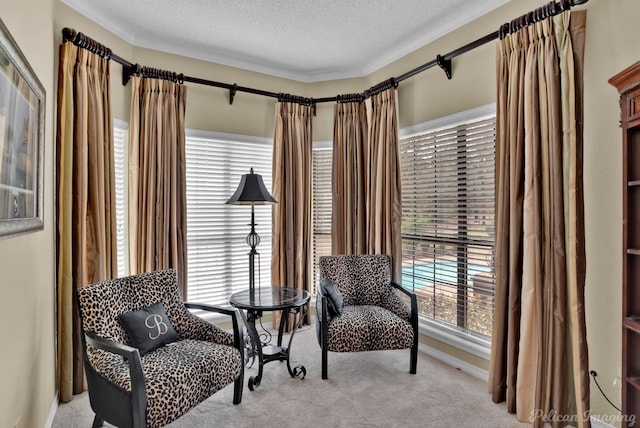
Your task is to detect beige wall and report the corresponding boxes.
[582,0,635,422]
[0,0,635,426]
[0,1,56,428]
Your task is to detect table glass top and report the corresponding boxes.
[229,286,310,310]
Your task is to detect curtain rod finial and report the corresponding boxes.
[62,27,77,42]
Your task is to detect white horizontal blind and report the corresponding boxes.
[185,134,273,306]
[312,147,333,291]
[113,121,129,278]
[400,116,496,339]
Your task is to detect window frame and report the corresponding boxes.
[399,103,496,358]
[183,129,274,310]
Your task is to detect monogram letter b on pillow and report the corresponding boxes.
[118,301,180,356]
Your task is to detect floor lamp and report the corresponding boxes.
[226,168,277,294]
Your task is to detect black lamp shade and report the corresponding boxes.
[226,168,277,205]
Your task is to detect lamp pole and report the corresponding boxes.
[246,203,261,294]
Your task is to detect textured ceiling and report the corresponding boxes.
[61,0,510,82]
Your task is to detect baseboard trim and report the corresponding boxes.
[414,348,619,428]
[43,392,58,428]
[591,416,615,428]
[418,342,489,382]
[416,348,618,428]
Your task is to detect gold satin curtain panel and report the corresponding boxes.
[127,75,188,297]
[271,101,314,329]
[489,11,589,427]
[56,42,117,401]
[56,43,188,401]
[331,87,403,281]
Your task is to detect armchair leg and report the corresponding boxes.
[91,415,104,428]
[233,372,243,404]
[410,343,418,374]
[319,296,329,379]
[321,320,329,379]
[321,345,328,379]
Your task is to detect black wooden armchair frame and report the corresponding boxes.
[80,301,245,428]
[317,281,418,380]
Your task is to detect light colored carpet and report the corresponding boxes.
[53,324,527,427]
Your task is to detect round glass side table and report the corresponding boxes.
[229,286,310,390]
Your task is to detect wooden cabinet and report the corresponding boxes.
[610,61,640,425]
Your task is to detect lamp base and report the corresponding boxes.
[247,204,259,294]
[248,248,258,294]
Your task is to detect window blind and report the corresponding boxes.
[113,120,129,278]
[312,147,333,290]
[400,116,496,338]
[185,133,273,306]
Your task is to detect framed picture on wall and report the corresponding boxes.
[0,18,45,239]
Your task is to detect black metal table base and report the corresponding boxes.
[239,306,307,391]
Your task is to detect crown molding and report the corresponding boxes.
[61,0,510,83]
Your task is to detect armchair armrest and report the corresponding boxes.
[84,332,147,428]
[318,294,329,324]
[391,282,419,374]
[184,303,245,366]
[391,282,417,309]
[314,290,330,321]
[391,282,418,333]
[183,302,244,405]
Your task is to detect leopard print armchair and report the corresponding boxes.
[77,269,244,428]
[316,254,418,379]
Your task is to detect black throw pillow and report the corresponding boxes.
[118,301,180,356]
[320,277,343,317]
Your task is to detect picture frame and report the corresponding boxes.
[0,18,45,239]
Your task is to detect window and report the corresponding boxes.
[308,107,495,349]
[113,126,273,306]
[184,131,273,306]
[400,108,496,341]
[312,144,333,289]
[114,108,495,348]
[113,119,129,278]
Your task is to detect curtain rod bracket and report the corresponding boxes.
[229,83,238,105]
[436,55,452,80]
[122,64,141,86]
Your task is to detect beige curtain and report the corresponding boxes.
[489,11,589,427]
[128,76,188,297]
[56,41,116,402]
[272,102,313,327]
[331,88,402,281]
[332,101,367,255]
[365,88,402,281]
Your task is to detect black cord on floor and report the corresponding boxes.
[590,370,621,412]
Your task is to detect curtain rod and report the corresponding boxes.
[61,0,589,108]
